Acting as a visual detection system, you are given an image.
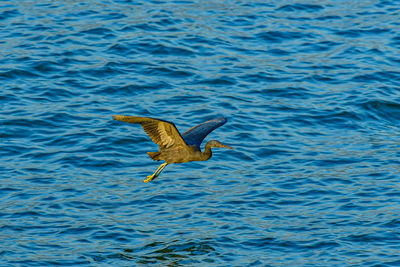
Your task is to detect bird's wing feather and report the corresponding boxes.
[182,117,227,147]
[113,115,187,148]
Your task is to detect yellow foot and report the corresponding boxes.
[143,175,155,183]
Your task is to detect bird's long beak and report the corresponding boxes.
[220,143,234,150]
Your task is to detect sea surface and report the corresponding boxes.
[1,0,400,266]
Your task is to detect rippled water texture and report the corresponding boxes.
[2,0,400,266]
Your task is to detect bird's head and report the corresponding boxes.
[207,140,234,150]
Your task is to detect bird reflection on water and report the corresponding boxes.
[113,116,233,182]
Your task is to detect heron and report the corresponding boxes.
[112,115,233,182]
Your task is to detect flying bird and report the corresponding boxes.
[113,115,233,182]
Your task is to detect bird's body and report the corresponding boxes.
[113,115,233,182]
[147,145,205,163]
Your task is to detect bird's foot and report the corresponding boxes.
[143,175,156,183]
[143,163,167,183]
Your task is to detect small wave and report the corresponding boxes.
[143,66,194,78]
[134,42,195,56]
[0,69,42,80]
[256,30,316,43]
[359,99,400,124]
[276,4,324,12]
[194,76,236,86]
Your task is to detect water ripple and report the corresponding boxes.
[1,0,400,266]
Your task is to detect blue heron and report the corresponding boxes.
[113,116,233,182]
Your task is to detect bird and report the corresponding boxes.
[112,115,233,183]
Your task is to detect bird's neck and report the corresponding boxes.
[201,142,213,161]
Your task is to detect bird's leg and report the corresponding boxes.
[143,163,168,183]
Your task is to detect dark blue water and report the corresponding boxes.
[2,1,400,266]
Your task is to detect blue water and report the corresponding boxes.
[1,0,400,266]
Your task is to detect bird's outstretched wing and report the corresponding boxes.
[182,117,227,148]
[113,115,187,149]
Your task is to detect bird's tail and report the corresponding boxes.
[147,152,162,161]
